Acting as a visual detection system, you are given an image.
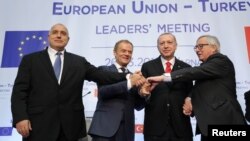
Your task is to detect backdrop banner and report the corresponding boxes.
[0,0,249,141]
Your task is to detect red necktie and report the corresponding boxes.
[165,62,172,73]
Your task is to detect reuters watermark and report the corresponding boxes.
[208,125,250,140]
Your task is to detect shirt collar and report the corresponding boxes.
[114,62,127,70]
[161,56,175,65]
[48,46,65,56]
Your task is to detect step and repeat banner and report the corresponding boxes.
[0,0,250,141]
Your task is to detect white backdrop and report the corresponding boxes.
[0,0,250,141]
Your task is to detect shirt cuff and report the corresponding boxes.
[163,73,172,82]
[126,74,132,90]
[127,79,132,90]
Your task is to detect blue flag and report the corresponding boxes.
[1,31,49,68]
[0,127,13,136]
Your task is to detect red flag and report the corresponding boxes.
[244,27,250,63]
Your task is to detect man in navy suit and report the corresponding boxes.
[11,24,144,141]
[88,40,146,141]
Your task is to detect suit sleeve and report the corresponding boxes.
[245,90,250,122]
[134,63,150,108]
[84,60,127,85]
[131,87,147,111]
[96,65,128,99]
[171,55,231,82]
[98,81,128,99]
[11,56,31,126]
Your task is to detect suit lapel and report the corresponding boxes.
[172,58,184,71]
[39,48,58,83]
[110,64,119,72]
[60,51,71,85]
[154,56,165,75]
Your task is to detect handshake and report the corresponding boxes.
[130,71,161,97]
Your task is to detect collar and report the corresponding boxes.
[114,62,127,70]
[48,46,65,56]
[160,56,175,65]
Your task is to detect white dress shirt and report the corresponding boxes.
[48,47,65,84]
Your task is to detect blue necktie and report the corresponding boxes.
[54,52,62,80]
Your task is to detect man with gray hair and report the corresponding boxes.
[147,35,247,141]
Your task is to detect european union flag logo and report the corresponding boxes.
[0,127,13,136]
[1,31,49,68]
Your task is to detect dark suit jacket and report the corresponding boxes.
[11,49,126,141]
[171,53,246,136]
[88,64,144,141]
[245,90,250,122]
[141,56,193,138]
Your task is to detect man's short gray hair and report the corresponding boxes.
[197,35,220,52]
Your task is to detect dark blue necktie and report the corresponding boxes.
[120,67,126,73]
[53,52,62,80]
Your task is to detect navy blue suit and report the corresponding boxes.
[88,64,144,141]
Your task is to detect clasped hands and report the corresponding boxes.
[138,76,161,97]
[141,74,193,116]
[130,72,163,97]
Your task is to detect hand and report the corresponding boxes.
[133,70,142,76]
[146,75,164,91]
[148,81,159,92]
[139,81,151,97]
[16,119,32,137]
[183,97,192,116]
[130,71,146,87]
[147,75,164,83]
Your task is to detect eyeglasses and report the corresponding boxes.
[194,44,209,50]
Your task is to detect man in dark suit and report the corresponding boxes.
[11,23,143,141]
[147,35,247,141]
[139,33,193,141]
[245,90,250,122]
[88,40,145,141]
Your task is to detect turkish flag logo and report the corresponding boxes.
[135,124,144,133]
[245,27,250,63]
